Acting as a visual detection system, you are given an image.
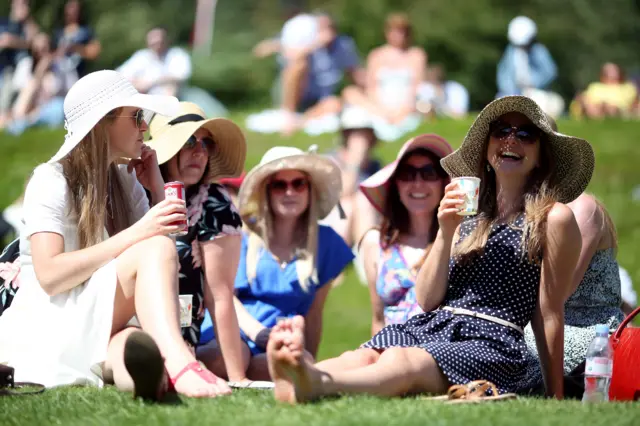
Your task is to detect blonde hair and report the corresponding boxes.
[454,134,558,264]
[59,109,133,249]
[245,174,319,291]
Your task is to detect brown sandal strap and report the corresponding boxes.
[447,380,500,401]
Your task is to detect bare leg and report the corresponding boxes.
[196,338,251,380]
[342,85,388,118]
[583,101,605,119]
[314,348,380,372]
[267,316,448,404]
[111,235,231,398]
[301,96,342,120]
[281,57,309,113]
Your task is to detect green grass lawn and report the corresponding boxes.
[1,116,640,424]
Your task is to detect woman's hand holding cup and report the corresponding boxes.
[438,182,467,239]
[134,198,187,240]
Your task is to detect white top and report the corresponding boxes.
[117,47,192,95]
[0,162,149,387]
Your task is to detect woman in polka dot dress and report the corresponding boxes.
[265,96,594,403]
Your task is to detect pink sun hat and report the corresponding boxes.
[359,134,454,213]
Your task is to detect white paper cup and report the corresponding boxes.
[179,294,193,328]
[452,177,481,216]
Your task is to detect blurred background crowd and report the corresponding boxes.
[1,0,640,136]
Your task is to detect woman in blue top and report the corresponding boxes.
[199,146,354,380]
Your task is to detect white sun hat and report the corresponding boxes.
[49,69,180,163]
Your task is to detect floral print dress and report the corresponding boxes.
[177,183,242,347]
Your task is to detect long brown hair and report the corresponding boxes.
[454,132,558,265]
[59,109,133,249]
[375,148,447,271]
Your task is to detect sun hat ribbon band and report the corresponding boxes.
[168,113,206,125]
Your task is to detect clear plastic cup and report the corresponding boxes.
[179,294,193,328]
[452,177,481,216]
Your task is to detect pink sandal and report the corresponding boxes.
[169,362,220,391]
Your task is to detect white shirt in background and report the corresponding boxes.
[117,47,192,95]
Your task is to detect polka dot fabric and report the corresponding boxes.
[362,215,541,394]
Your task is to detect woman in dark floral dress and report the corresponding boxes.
[147,101,249,385]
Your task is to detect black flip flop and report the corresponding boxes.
[123,331,166,402]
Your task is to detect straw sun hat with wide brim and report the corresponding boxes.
[360,134,454,214]
[238,146,342,233]
[146,102,247,181]
[49,70,180,163]
[440,95,595,204]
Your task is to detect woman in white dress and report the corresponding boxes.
[0,70,231,400]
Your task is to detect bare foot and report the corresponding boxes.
[267,316,322,404]
[166,358,232,398]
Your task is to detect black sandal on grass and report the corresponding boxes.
[123,331,167,402]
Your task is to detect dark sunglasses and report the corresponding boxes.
[395,164,441,182]
[489,121,541,144]
[269,178,309,193]
[184,135,215,151]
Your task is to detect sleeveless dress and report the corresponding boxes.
[377,244,424,325]
[520,248,624,390]
[362,215,541,394]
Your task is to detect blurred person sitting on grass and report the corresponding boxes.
[417,64,469,120]
[341,13,424,142]
[0,70,233,400]
[276,12,363,135]
[198,146,354,381]
[321,108,381,250]
[53,0,102,80]
[0,0,39,128]
[359,134,453,336]
[5,33,66,135]
[118,27,191,99]
[263,96,591,403]
[572,63,639,120]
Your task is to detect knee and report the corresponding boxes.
[341,348,379,366]
[135,235,178,263]
[342,85,360,101]
[323,96,342,113]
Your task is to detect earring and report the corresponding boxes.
[486,164,492,172]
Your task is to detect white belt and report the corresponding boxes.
[441,306,524,334]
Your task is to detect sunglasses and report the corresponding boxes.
[489,122,541,144]
[269,178,309,194]
[184,135,215,151]
[116,109,145,128]
[395,164,441,182]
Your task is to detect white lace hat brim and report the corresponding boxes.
[49,93,180,163]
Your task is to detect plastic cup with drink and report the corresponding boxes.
[452,177,481,216]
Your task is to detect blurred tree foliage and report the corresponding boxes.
[4,0,640,109]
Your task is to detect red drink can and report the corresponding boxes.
[164,181,188,237]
